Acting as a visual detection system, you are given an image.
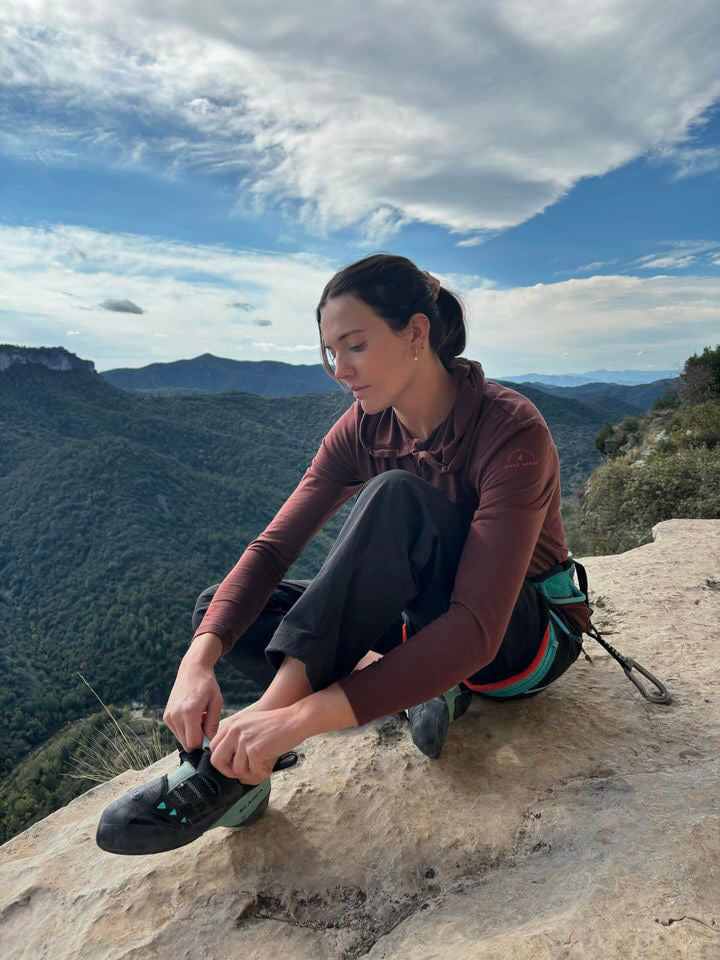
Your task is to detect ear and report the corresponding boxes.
[408,312,430,348]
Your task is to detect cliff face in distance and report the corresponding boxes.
[1,519,718,960]
[0,345,95,374]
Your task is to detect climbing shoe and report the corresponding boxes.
[406,685,472,759]
[96,735,297,856]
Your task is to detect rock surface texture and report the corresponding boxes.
[2,519,719,959]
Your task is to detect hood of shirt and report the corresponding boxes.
[357,357,486,475]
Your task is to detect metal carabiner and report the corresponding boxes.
[621,658,672,705]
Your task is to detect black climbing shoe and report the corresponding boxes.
[96,736,296,856]
[406,685,472,759]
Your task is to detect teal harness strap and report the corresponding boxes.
[474,562,584,699]
[532,555,672,706]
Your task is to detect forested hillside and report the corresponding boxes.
[0,365,354,770]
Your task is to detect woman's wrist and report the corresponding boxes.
[183,632,223,668]
[290,682,359,739]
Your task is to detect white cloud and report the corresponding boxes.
[0,223,717,373]
[635,254,698,270]
[465,273,720,374]
[0,223,333,367]
[633,240,720,270]
[651,142,720,179]
[2,1,720,240]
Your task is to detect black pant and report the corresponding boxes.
[192,471,556,702]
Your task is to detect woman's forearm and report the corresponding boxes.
[292,682,359,738]
[254,655,313,711]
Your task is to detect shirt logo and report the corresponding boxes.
[504,448,540,470]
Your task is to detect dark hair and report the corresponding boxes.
[316,253,466,385]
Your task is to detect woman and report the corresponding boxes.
[96,253,590,856]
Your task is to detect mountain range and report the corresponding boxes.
[499,368,680,387]
[99,352,678,412]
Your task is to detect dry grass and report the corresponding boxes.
[65,673,175,785]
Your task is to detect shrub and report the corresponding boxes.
[620,415,641,434]
[577,446,720,555]
[594,421,614,455]
[668,400,720,450]
[652,389,681,411]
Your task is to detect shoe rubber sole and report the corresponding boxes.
[96,774,271,855]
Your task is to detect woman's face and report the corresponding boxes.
[320,294,422,414]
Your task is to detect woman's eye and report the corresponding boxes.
[350,344,366,352]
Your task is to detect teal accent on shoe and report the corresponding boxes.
[157,801,167,810]
[441,685,464,719]
[170,809,177,816]
[211,779,271,829]
[165,759,198,792]
[181,817,188,823]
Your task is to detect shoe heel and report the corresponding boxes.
[212,780,271,829]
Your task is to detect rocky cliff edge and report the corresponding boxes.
[1,519,719,959]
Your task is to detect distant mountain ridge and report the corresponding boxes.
[100,352,675,411]
[500,368,679,386]
[517,378,680,413]
[102,353,342,397]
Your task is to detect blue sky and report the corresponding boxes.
[1,1,719,378]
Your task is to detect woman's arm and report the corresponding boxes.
[194,405,363,657]
[208,679,358,783]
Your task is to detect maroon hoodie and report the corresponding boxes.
[193,358,591,725]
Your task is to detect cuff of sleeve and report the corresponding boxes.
[337,668,396,727]
[191,623,234,657]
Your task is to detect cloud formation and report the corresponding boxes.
[633,241,720,271]
[100,299,145,314]
[0,223,717,373]
[3,1,720,240]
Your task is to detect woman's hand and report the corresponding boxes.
[163,651,224,751]
[209,683,359,784]
[209,705,303,784]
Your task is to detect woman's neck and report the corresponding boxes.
[393,358,458,440]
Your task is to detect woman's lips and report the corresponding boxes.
[352,386,369,395]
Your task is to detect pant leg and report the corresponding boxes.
[192,579,406,691]
[265,470,476,691]
[191,578,311,689]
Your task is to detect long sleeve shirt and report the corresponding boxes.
[192,358,591,725]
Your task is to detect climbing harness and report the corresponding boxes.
[531,554,672,706]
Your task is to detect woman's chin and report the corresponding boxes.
[358,396,389,415]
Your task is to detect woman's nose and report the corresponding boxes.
[334,356,354,380]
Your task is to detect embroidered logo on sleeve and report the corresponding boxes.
[504,448,540,470]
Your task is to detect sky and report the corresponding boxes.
[1,1,719,378]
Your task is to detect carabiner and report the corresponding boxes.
[622,658,672,705]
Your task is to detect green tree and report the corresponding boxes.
[680,344,720,404]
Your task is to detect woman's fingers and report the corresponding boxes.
[203,689,224,740]
[209,727,236,778]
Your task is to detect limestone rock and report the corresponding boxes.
[0,345,95,374]
[2,519,719,959]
